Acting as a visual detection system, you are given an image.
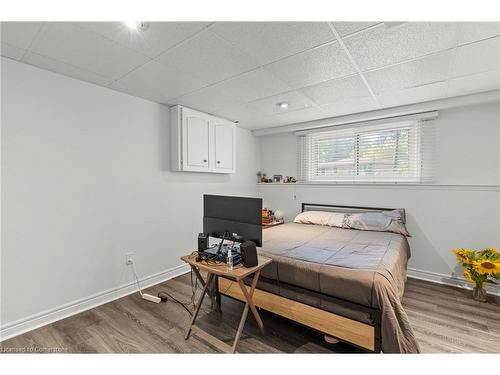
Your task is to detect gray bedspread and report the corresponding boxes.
[258,222,420,353]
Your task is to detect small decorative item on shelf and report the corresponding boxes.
[262,208,273,225]
[274,209,284,222]
[262,208,284,227]
[273,174,283,183]
[452,247,500,302]
[257,172,280,183]
[284,176,296,183]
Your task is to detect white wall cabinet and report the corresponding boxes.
[170,105,236,173]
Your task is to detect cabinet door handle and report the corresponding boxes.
[217,161,221,164]
[203,159,207,163]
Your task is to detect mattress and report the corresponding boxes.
[256,222,419,353]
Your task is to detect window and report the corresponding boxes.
[298,119,433,183]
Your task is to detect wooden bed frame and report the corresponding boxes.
[216,203,399,353]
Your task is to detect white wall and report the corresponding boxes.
[0,58,259,336]
[257,101,500,292]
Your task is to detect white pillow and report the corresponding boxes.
[293,211,345,227]
[343,211,411,236]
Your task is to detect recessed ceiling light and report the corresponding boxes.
[124,21,139,30]
[123,21,149,32]
[276,102,289,109]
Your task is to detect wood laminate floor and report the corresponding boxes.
[1,275,499,353]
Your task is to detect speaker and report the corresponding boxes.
[198,233,208,252]
[240,241,258,267]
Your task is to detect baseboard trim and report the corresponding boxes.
[407,267,500,296]
[0,263,190,342]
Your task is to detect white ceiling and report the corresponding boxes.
[2,21,500,130]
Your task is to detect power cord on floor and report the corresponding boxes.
[130,260,161,303]
[134,259,222,318]
[156,267,201,316]
[128,254,212,317]
[157,290,193,316]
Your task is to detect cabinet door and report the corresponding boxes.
[182,109,210,172]
[213,121,235,172]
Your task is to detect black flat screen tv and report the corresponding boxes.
[203,194,262,247]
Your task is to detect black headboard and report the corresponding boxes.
[301,203,395,214]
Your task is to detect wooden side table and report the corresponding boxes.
[181,254,272,353]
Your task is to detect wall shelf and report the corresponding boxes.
[256,182,500,191]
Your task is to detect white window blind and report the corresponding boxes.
[298,118,434,183]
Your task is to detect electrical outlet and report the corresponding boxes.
[125,252,135,265]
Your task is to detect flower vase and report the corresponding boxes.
[472,284,487,302]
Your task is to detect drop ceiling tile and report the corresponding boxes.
[298,75,371,106]
[271,105,329,124]
[344,22,458,71]
[248,91,317,117]
[156,30,259,85]
[1,42,25,60]
[24,52,114,86]
[452,37,500,78]
[218,103,329,128]
[241,118,291,130]
[239,112,289,129]
[212,68,290,103]
[365,50,452,94]
[376,81,447,108]
[239,106,330,130]
[212,22,335,65]
[78,22,210,58]
[1,22,44,50]
[446,70,500,97]
[169,85,247,115]
[238,115,286,130]
[457,22,500,46]
[115,60,206,102]
[332,22,379,37]
[31,23,149,80]
[235,119,267,130]
[109,80,164,103]
[320,96,379,117]
[266,42,356,89]
[212,105,259,123]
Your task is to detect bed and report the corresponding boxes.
[217,203,420,353]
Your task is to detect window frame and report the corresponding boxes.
[299,120,423,184]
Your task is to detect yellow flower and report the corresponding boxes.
[463,269,473,282]
[479,247,499,261]
[474,260,500,275]
[453,248,474,264]
[482,247,497,253]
